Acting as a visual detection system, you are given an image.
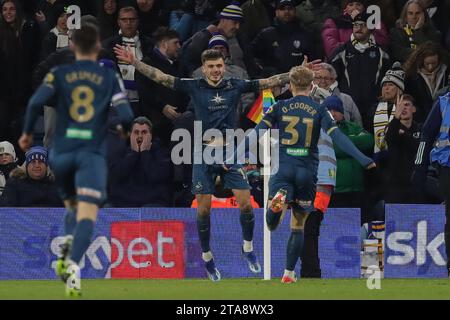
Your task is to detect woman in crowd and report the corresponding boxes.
[403,41,450,123]
[389,0,441,63]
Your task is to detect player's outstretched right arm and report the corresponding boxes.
[113,45,176,89]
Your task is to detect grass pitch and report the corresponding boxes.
[0,279,450,300]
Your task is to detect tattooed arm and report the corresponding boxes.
[114,45,176,89]
[258,56,322,90]
[257,72,290,90]
[132,59,175,89]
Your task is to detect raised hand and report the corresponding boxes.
[114,45,135,65]
[394,94,404,119]
[18,133,33,152]
[302,55,322,72]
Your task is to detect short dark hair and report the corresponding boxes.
[201,49,224,64]
[401,94,415,105]
[153,27,179,46]
[71,23,99,54]
[131,116,153,131]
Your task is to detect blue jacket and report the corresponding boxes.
[415,92,450,168]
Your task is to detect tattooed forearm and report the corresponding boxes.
[132,60,175,89]
[258,72,289,90]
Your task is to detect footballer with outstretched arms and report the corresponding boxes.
[229,66,376,283]
[19,24,134,297]
[114,44,321,281]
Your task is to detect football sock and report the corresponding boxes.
[202,251,213,262]
[197,215,211,253]
[266,208,282,231]
[64,208,77,235]
[240,210,254,242]
[70,219,94,264]
[286,230,304,272]
[243,240,253,252]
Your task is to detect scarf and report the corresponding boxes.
[117,33,142,103]
[373,101,395,155]
[419,64,447,99]
[403,24,417,49]
[50,27,69,49]
[351,33,376,53]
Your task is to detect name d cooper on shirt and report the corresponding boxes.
[170,121,280,169]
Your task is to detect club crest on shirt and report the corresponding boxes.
[211,93,226,104]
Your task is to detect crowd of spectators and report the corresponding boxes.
[0,0,449,222]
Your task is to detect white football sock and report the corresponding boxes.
[243,240,253,252]
[202,251,213,262]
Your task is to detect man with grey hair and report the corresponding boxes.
[311,63,362,127]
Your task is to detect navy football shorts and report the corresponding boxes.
[191,145,250,195]
[49,150,107,205]
[269,162,317,212]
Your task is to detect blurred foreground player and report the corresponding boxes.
[236,66,376,283]
[413,90,450,276]
[19,24,134,296]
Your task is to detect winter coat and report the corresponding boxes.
[295,0,340,58]
[181,25,260,78]
[322,15,389,60]
[107,140,173,207]
[333,121,374,193]
[389,22,441,63]
[404,64,450,123]
[0,166,62,207]
[330,41,391,130]
[251,17,316,74]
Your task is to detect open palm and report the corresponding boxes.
[114,45,135,64]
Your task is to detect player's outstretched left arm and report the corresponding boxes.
[19,79,55,151]
[329,127,376,169]
[113,45,176,89]
[257,56,322,90]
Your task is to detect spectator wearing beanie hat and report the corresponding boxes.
[181,2,260,78]
[373,62,405,159]
[0,141,18,195]
[321,0,389,60]
[0,146,62,207]
[331,11,391,131]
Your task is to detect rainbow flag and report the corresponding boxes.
[246,89,275,124]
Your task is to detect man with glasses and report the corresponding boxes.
[331,12,391,131]
[102,6,153,116]
[311,63,362,126]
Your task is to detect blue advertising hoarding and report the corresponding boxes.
[384,204,447,278]
[0,207,361,280]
